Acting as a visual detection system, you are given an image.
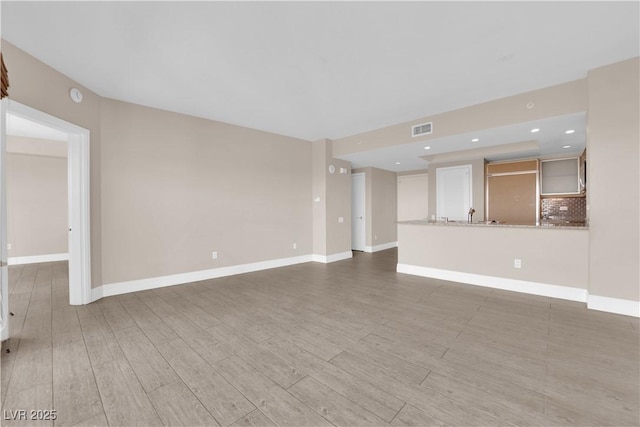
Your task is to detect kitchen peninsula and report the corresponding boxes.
[397,219,589,302]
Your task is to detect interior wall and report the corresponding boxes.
[311,140,328,255]
[427,158,486,222]
[7,135,67,157]
[353,167,397,247]
[370,168,397,246]
[2,40,103,286]
[100,98,313,284]
[397,173,428,221]
[325,156,352,256]
[398,224,589,290]
[587,57,640,302]
[6,147,67,258]
[312,139,352,257]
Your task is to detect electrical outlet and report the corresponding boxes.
[212,251,218,260]
[292,243,297,250]
[374,234,378,241]
[7,243,11,250]
[514,258,522,269]
[338,217,344,223]
[559,206,568,211]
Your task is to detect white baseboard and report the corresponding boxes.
[8,253,69,265]
[92,252,359,302]
[588,295,640,318]
[396,264,588,302]
[311,251,353,264]
[364,241,398,253]
[92,254,315,302]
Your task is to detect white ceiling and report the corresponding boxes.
[1,2,638,168]
[6,114,69,141]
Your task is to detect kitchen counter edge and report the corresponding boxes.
[397,220,588,230]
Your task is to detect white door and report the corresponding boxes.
[397,174,428,221]
[351,173,366,251]
[436,165,472,221]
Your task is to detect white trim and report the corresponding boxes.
[364,241,398,253]
[396,264,588,302]
[8,253,69,265]
[1,98,8,341]
[312,251,353,264]
[8,101,91,305]
[92,254,315,301]
[588,295,640,318]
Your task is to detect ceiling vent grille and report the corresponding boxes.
[412,122,432,137]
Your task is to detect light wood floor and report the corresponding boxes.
[1,249,639,426]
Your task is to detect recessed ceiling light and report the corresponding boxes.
[565,129,575,134]
[562,145,571,149]
[395,162,401,165]
[424,146,431,150]
[531,128,540,133]
[471,138,479,142]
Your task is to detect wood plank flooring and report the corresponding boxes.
[1,249,639,426]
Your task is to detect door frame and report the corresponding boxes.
[5,101,91,307]
[1,98,8,340]
[351,172,366,251]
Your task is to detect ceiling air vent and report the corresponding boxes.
[412,122,432,137]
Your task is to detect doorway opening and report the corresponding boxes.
[7,115,69,266]
[0,101,91,340]
[351,172,366,251]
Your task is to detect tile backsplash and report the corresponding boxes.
[541,197,587,223]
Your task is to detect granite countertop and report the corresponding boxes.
[397,219,588,230]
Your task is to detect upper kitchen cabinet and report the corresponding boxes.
[486,160,539,224]
[541,158,581,195]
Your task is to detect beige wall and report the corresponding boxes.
[397,173,428,221]
[370,168,397,246]
[398,224,589,290]
[4,41,319,287]
[353,167,397,247]
[587,58,640,302]
[427,158,486,222]
[312,140,328,255]
[325,157,352,255]
[100,99,313,284]
[3,41,104,286]
[333,79,587,157]
[7,136,67,157]
[312,139,352,256]
[7,151,67,257]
